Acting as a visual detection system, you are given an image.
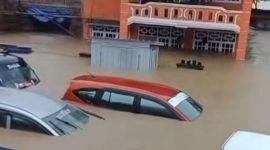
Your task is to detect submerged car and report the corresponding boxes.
[222,131,270,150]
[0,51,40,89]
[63,74,203,121]
[0,146,14,150]
[0,87,89,136]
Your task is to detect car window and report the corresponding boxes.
[100,91,135,112]
[43,104,89,136]
[140,98,176,118]
[0,109,47,134]
[0,110,8,128]
[176,100,201,121]
[101,91,111,102]
[169,92,203,121]
[110,93,134,105]
[77,89,97,103]
[0,66,39,89]
[10,114,47,134]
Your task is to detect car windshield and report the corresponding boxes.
[42,104,89,136]
[0,66,39,89]
[168,92,203,121]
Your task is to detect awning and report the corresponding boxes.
[27,5,73,23]
[128,16,240,33]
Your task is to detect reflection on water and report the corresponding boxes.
[0,31,270,150]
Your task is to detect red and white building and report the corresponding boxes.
[83,0,253,60]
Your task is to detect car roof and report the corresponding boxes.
[73,74,181,100]
[222,131,270,150]
[0,53,19,64]
[0,87,66,118]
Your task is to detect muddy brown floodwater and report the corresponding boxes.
[0,31,270,150]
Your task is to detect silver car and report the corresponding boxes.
[0,87,89,136]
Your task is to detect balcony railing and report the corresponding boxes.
[128,2,242,25]
[130,0,209,5]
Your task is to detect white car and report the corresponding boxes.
[222,131,270,150]
[0,87,89,136]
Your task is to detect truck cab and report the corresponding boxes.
[0,52,40,89]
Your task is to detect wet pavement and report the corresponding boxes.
[0,31,270,150]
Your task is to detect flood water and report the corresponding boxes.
[0,30,270,150]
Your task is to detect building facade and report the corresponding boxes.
[83,0,253,60]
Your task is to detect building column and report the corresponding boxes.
[130,24,139,39]
[120,0,130,39]
[236,0,253,60]
[183,29,194,50]
[82,0,93,39]
[83,22,90,39]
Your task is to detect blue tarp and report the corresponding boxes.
[27,5,73,24]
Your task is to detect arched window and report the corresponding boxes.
[164,9,169,17]
[198,11,203,20]
[174,10,178,18]
[188,10,193,20]
[229,16,234,23]
[144,9,149,16]
[218,15,224,22]
[154,8,158,16]
[208,12,213,20]
[135,9,139,15]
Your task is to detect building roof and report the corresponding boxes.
[222,131,270,150]
[73,74,181,100]
[0,87,66,118]
[128,16,240,33]
[92,37,164,46]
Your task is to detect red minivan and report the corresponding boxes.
[63,74,203,121]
